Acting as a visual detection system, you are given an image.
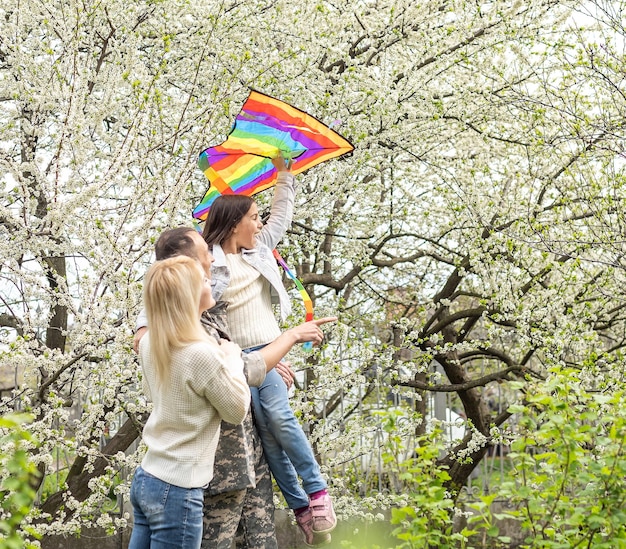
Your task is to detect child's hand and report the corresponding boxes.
[272,154,293,172]
[287,317,337,346]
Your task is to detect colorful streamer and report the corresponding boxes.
[273,249,314,350]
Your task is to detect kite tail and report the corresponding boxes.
[272,249,314,350]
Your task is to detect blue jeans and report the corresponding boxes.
[129,467,204,549]
[248,366,327,510]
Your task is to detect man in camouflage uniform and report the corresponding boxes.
[135,228,279,548]
[200,303,278,549]
[202,409,276,548]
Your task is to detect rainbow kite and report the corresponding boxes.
[192,90,354,220]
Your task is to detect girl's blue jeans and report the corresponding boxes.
[247,355,327,510]
[128,466,204,549]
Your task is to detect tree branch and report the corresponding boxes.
[38,414,146,518]
[394,365,525,392]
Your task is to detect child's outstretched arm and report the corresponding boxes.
[256,154,296,250]
[258,317,337,371]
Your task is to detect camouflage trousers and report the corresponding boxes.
[201,457,277,549]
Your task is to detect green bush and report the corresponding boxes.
[389,440,469,549]
[339,407,469,549]
[0,413,41,549]
[469,371,626,548]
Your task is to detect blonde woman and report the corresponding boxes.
[129,256,250,549]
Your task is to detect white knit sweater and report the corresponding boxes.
[138,335,250,488]
[223,253,282,349]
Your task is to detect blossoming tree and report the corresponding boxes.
[1,0,625,541]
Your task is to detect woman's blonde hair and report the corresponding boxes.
[143,255,210,385]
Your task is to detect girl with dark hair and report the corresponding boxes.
[202,156,336,547]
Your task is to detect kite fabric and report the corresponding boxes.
[192,90,354,221]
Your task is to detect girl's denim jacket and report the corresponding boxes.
[210,171,296,322]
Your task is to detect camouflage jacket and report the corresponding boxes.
[201,302,266,494]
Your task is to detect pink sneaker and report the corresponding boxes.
[296,508,332,547]
[310,493,337,534]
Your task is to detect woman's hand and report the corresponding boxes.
[220,340,243,359]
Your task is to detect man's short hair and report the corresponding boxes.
[154,227,198,261]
